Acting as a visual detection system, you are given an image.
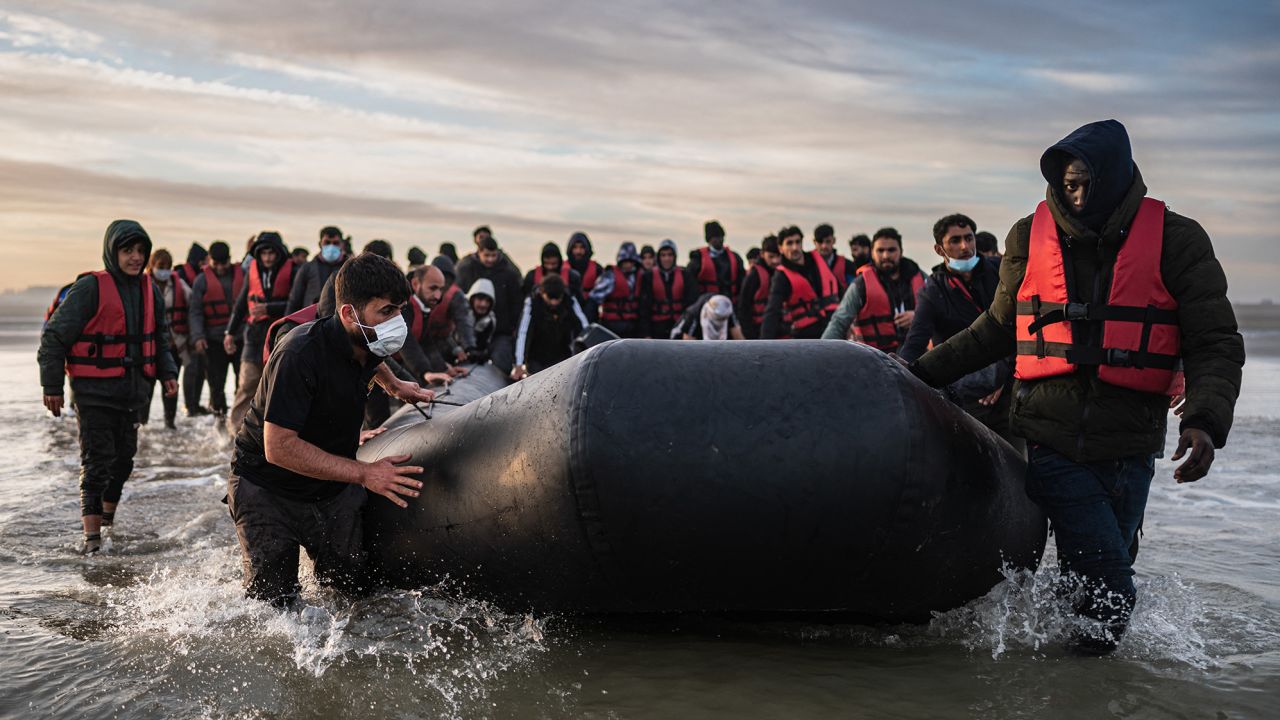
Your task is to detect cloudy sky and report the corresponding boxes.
[1,1,1277,299]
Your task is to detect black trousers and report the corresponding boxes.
[75,404,139,516]
[204,339,241,414]
[182,350,206,411]
[227,476,370,606]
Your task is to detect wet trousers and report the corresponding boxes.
[227,476,370,606]
[227,359,262,434]
[1026,444,1154,640]
[75,405,139,516]
[182,349,206,411]
[203,339,240,414]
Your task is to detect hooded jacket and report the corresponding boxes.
[226,232,293,363]
[455,250,523,335]
[912,120,1244,462]
[38,220,178,412]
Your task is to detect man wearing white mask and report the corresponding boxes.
[227,253,435,607]
[673,293,744,340]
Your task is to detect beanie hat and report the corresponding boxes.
[704,220,725,241]
[208,241,231,262]
[431,254,456,282]
[407,246,427,266]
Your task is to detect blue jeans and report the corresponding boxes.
[1025,444,1155,637]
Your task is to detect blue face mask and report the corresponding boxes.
[947,255,980,273]
[320,244,342,263]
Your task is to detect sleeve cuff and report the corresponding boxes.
[43,386,64,396]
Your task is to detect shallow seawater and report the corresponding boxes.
[2,317,1277,719]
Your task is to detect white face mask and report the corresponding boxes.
[346,305,407,357]
[152,268,172,282]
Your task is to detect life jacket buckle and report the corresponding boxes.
[1106,349,1132,367]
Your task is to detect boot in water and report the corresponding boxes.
[80,533,102,555]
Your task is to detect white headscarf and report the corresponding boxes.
[699,294,734,340]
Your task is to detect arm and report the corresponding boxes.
[514,297,533,368]
[37,276,99,412]
[898,285,937,363]
[1163,214,1244,450]
[759,273,789,340]
[911,219,1027,387]
[450,292,475,351]
[589,269,614,305]
[152,282,179,381]
[226,279,250,338]
[189,275,207,343]
[286,262,311,315]
[822,276,864,340]
[263,422,423,507]
[736,271,759,339]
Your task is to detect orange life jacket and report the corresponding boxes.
[778,259,840,337]
[426,285,461,340]
[247,257,295,324]
[599,267,641,323]
[200,265,244,328]
[263,303,318,363]
[812,250,849,294]
[1015,198,1180,394]
[650,266,687,323]
[65,271,157,379]
[576,260,602,291]
[853,264,923,351]
[695,246,743,297]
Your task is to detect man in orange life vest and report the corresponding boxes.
[821,228,925,350]
[640,239,698,339]
[189,241,243,418]
[761,226,841,339]
[736,235,781,340]
[147,248,195,429]
[224,231,296,434]
[522,242,583,301]
[566,231,605,321]
[38,220,179,554]
[908,119,1244,654]
[596,242,645,338]
[812,224,853,293]
[686,220,745,300]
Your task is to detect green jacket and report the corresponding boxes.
[37,220,178,413]
[912,168,1244,462]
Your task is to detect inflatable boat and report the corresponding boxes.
[360,339,1046,620]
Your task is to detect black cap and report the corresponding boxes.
[208,241,231,262]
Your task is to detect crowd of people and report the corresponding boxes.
[36,119,1243,657]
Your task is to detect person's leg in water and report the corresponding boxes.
[162,347,180,429]
[100,413,138,534]
[205,339,231,416]
[75,405,127,553]
[183,348,208,415]
[1026,444,1154,654]
[227,475,304,607]
[304,484,371,597]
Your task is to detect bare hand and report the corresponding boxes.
[359,427,387,446]
[447,365,469,378]
[510,365,529,381]
[893,310,915,330]
[454,348,469,363]
[979,385,1005,407]
[422,372,453,386]
[223,334,237,355]
[193,338,208,354]
[1169,393,1186,417]
[1172,428,1214,484]
[43,394,64,417]
[162,379,179,397]
[391,379,436,404]
[360,453,423,508]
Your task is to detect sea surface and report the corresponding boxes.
[1,313,1277,719]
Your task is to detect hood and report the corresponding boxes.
[1040,119,1135,232]
[568,232,593,258]
[250,231,289,262]
[185,242,207,266]
[658,238,678,255]
[102,220,152,276]
[467,277,496,301]
[407,246,427,266]
[616,242,641,266]
[431,254,456,282]
[540,242,563,261]
[438,242,459,263]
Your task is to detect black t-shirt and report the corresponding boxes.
[233,315,382,501]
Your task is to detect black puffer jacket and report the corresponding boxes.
[913,120,1244,462]
[38,220,178,412]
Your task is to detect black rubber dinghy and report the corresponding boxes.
[361,339,1046,620]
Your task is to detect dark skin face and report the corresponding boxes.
[1063,158,1090,215]
[542,256,561,273]
[707,235,725,252]
[779,233,804,263]
[872,238,901,276]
